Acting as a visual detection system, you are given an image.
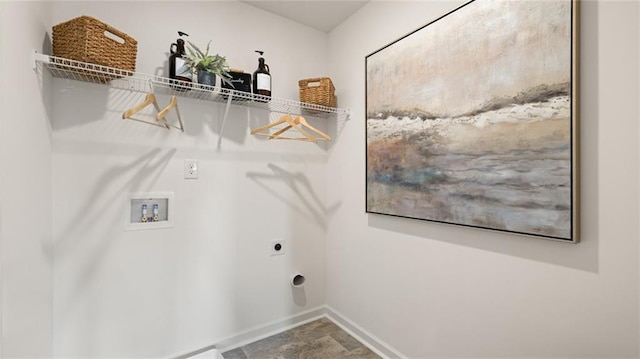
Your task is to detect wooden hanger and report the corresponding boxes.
[122,92,169,129]
[251,114,324,143]
[250,114,294,135]
[156,96,184,132]
[269,116,330,141]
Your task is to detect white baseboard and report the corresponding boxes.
[214,306,328,353]
[172,345,222,359]
[176,305,406,359]
[325,306,407,359]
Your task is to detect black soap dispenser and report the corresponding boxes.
[169,31,192,90]
[253,50,271,101]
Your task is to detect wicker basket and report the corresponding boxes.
[53,16,137,81]
[299,77,336,108]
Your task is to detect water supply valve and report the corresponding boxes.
[141,204,148,222]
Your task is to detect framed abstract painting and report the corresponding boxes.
[365,0,579,242]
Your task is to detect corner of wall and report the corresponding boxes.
[0,1,54,357]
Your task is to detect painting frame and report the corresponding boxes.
[365,0,580,243]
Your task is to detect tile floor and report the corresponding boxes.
[222,317,381,359]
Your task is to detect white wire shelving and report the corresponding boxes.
[32,51,350,122]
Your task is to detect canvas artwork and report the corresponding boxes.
[366,0,579,242]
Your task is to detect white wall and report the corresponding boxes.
[1,5,3,354]
[50,1,332,357]
[327,1,640,358]
[0,1,54,357]
[638,4,640,356]
[637,2,640,356]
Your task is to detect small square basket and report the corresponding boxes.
[299,77,337,108]
[52,15,137,82]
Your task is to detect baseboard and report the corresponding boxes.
[172,344,222,359]
[175,305,406,359]
[325,306,407,359]
[214,305,328,353]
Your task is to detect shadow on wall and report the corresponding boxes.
[329,109,350,148]
[246,163,342,230]
[215,105,252,147]
[50,147,176,314]
[367,1,600,274]
[47,81,114,131]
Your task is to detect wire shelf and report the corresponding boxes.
[33,52,350,120]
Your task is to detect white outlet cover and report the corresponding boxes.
[184,159,198,179]
[271,239,285,256]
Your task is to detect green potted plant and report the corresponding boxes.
[185,41,232,87]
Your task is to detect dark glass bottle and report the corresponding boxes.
[253,50,271,101]
[169,31,192,91]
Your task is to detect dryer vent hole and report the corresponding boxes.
[292,274,305,287]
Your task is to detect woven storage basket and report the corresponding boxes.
[299,77,336,108]
[53,16,137,81]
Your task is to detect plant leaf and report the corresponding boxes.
[187,41,205,58]
[183,40,232,78]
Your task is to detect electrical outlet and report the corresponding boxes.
[184,159,198,179]
[271,239,285,256]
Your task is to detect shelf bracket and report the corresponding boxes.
[32,50,48,71]
[217,91,234,149]
[32,49,38,71]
